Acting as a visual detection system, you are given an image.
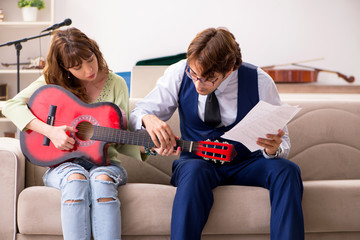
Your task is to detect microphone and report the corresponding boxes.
[41,18,72,33]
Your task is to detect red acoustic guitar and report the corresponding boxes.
[20,85,236,167]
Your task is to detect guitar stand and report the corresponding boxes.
[0,31,52,93]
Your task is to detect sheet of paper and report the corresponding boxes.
[222,100,301,152]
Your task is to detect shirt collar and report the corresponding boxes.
[216,70,237,93]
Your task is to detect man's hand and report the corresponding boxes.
[256,129,284,155]
[142,114,177,154]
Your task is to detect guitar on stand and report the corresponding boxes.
[1,56,45,69]
[20,85,237,167]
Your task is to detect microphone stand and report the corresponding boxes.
[0,31,52,93]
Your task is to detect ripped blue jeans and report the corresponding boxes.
[43,160,127,240]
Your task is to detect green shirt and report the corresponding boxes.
[3,72,144,163]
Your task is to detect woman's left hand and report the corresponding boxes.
[154,135,181,156]
[154,145,181,156]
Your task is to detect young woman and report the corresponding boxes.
[3,27,144,240]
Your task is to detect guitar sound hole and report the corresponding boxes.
[75,121,94,141]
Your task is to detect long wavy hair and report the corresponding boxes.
[43,27,109,102]
[187,27,242,79]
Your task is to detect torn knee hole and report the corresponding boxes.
[97,197,115,203]
[67,173,86,181]
[95,174,114,182]
[65,199,83,204]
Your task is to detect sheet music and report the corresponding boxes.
[222,100,301,152]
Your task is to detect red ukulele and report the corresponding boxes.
[20,85,236,167]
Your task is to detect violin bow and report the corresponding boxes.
[292,64,355,83]
[261,58,324,69]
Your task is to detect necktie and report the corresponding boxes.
[204,91,221,127]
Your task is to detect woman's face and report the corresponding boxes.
[68,53,99,82]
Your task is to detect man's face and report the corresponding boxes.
[187,61,231,95]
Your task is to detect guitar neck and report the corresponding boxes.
[91,126,196,153]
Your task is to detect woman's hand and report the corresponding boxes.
[141,144,181,157]
[256,129,284,155]
[154,138,182,156]
[47,125,77,151]
[26,118,77,151]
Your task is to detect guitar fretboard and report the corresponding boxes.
[91,126,196,153]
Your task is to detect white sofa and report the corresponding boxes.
[2,65,360,239]
[1,92,360,239]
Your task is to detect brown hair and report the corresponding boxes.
[187,27,242,79]
[43,27,109,102]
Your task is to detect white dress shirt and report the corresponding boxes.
[130,59,290,158]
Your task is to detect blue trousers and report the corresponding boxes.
[170,153,304,240]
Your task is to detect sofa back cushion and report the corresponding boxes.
[285,98,360,180]
[25,96,360,187]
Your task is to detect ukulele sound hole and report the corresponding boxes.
[75,121,94,141]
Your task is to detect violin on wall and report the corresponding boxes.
[262,59,355,83]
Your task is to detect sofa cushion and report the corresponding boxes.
[286,100,360,180]
[17,180,360,236]
[0,137,26,240]
[119,184,272,235]
[17,186,62,235]
[17,184,271,236]
[302,180,360,232]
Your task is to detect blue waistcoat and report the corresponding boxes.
[178,62,260,162]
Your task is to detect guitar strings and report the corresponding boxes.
[40,120,123,135]
[41,119,167,147]
[41,120,228,160]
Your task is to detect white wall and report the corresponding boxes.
[55,0,360,85]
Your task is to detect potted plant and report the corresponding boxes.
[18,0,45,22]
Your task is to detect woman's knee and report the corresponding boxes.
[95,174,114,182]
[94,174,116,203]
[90,172,120,203]
[67,172,87,181]
[90,165,127,185]
[63,172,90,204]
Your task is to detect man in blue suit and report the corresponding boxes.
[130,27,304,240]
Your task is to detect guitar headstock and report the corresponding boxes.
[195,140,236,164]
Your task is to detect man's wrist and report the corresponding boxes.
[264,146,282,158]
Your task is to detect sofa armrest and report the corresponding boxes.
[0,137,26,240]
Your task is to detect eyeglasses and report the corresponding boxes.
[185,66,219,87]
